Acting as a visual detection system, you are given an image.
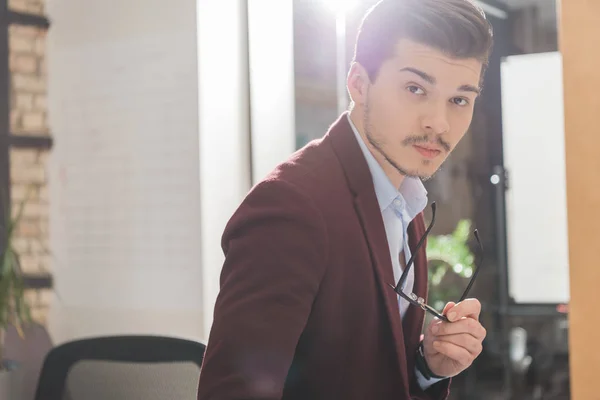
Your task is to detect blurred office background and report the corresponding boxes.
[1,0,597,399]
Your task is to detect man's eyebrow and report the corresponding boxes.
[399,67,436,85]
[459,84,481,95]
[400,67,481,95]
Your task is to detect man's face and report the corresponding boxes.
[349,39,483,181]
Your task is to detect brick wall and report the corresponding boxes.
[8,0,45,15]
[7,0,51,326]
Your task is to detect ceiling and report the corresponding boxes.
[481,0,557,26]
[496,0,544,9]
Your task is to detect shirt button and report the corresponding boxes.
[394,198,403,207]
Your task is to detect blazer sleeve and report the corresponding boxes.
[197,179,328,400]
[410,378,452,400]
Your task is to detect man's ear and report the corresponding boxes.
[347,62,370,106]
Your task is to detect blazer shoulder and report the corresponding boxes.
[265,137,345,200]
[241,176,322,215]
[222,137,341,249]
[223,175,329,252]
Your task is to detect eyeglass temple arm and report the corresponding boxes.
[459,229,483,302]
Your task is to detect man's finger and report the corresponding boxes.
[432,340,473,367]
[445,298,481,321]
[430,318,486,340]
[432,333,483,357]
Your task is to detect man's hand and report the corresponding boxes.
[422,299,486,378]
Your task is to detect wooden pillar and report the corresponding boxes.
[559,2,600,399]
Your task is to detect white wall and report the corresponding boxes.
[47,0,204,344]
[501,52,570,304]
[196,0,253,337]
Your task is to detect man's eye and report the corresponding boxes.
[452,97,469,106]
[407,85,425,95]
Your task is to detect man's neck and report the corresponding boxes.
[348,109,406,189]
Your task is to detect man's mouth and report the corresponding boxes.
[413,145,442,159]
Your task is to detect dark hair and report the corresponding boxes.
[353,0,494,82]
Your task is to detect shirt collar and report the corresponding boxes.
[347,113,428,220]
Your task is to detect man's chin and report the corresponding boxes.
[384,152,443,181]
[400,171,431,181]
[400,165,440,181]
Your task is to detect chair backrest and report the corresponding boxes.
[34,335,206,400]
[3,323,54,400]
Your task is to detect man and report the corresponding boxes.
[197,0,493,399]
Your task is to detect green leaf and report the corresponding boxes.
[426,219,477,284]
[0,185,37,339]
[452,219,471,243]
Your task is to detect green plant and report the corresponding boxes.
[0,191,33,368]
[426,219,476,312]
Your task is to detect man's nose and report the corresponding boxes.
[421,105,450,135]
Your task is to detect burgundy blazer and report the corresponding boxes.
[197,114,451,400]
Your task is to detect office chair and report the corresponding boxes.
[34,335,206,400]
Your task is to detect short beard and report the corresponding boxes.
[363,98,435,181]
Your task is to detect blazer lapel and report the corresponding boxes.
[328,113,410,392]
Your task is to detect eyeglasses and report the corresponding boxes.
[391,202,483,323]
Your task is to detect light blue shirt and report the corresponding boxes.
[348,114,445,390]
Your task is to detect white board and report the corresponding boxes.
[500,52,570,304]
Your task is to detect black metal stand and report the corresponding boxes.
[491,165,512,399]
